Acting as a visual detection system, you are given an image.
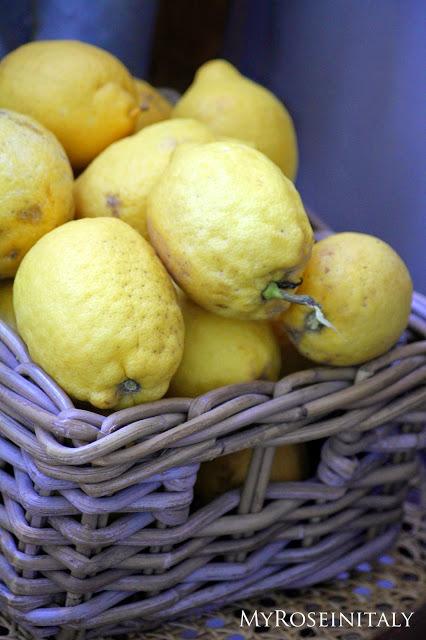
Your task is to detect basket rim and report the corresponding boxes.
[0,291,424,479]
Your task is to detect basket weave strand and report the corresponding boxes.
[0,223,425,638]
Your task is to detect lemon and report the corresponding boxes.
[169,293,281,397]
[0,40,138,169]
[282,233,413,366]
[0,280,16,329]
[14,218,184,409]
[134,79,172,131]
[147,141,313,320]
[0,110,74,278]
[75,119,215,238]
[196,446,308,503]
[173,59,298,180]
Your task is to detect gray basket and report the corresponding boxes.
[0,216,425,639]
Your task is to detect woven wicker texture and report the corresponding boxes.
[117,491,426,639]
[0,216,425,639]
[1,492,424,640]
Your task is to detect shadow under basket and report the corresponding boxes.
[0,220,425,639]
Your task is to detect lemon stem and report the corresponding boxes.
[262,282,335,330]
[118,379,141,394]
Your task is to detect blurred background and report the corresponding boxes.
[0,0,424,289]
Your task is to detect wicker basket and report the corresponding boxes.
[0,216,425,640]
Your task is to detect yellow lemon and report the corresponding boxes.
[134,78,172,131]
[75,119,215,238]
[14,218,184,409]
[0,280,16,329]
[196,446,308,503]
[281,233,413,366]
[169,293,281,397]
[0,40,138,169]
[214,136,257,149]
[147,141,314,320]
[173,59,298,180]
[0,110,74,278]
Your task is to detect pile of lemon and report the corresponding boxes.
[0,41,413,494]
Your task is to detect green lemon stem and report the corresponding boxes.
[262,282,335,330]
